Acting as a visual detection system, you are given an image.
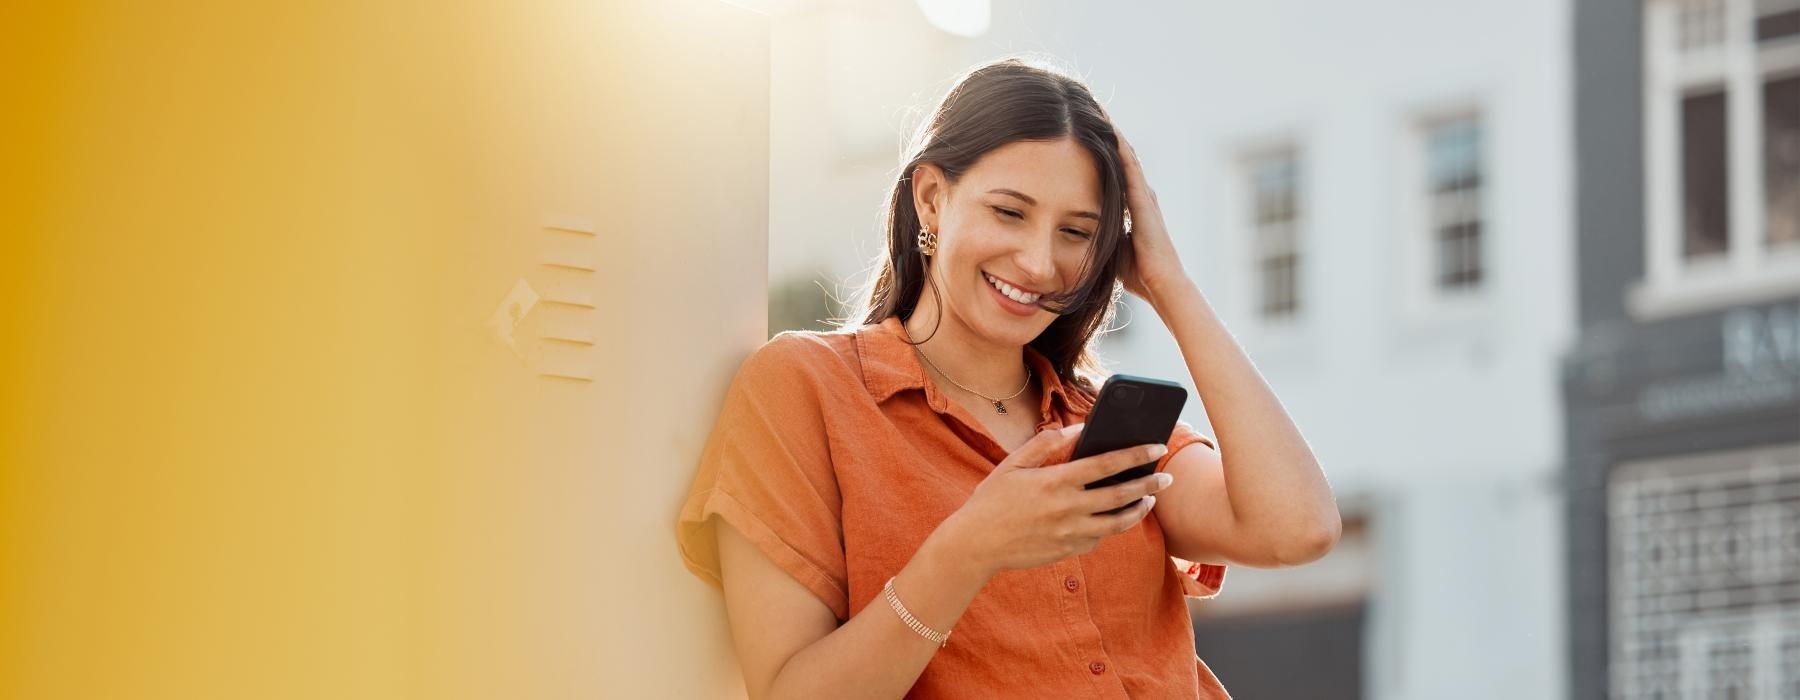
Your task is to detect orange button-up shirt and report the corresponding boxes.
[677,316,1231,698]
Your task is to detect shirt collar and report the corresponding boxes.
[854,315,1090,418]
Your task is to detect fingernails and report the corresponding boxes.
[1062,423,1084,438]
[1155,473,1174,490]
[1149,444,1168,459]
[1144,495,1157,510]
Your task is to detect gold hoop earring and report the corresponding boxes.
[917,226,938,256]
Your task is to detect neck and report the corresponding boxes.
[903,295,1032,400]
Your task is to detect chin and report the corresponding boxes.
[980,308,1053,347]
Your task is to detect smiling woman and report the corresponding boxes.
[676,55,1335,700]
[907,140,1110,340]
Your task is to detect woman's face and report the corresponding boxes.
[914,136,1103,350]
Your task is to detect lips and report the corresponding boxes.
[983,271,1045,316]
[983,271,1042,304]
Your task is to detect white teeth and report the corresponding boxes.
[984,272,1041,304]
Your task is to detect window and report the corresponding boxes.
[1396,105,1490,321]
[1767,72,1800,247]
[1424,116,1485,290]
[1637,0,1800,318]
[1682,89,1731,259]
[1760,0,1800,42]
[1678,0,1728,51]
[1248,152,1301,319]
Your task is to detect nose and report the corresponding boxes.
[1014,230,1057,290]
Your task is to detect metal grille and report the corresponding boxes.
[1610,443,1800,699]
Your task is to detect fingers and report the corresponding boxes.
[1075,470,1172,515]
[999,424,1084,470]
[1115,130,1143,176]
[1116,129,1137,164]
[1112,128,1162,204]
[1078,493,1157,539]
[1048,441,1167,487]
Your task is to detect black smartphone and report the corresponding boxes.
[1073,374,1188,515]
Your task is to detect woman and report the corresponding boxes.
[676,57,1339,699]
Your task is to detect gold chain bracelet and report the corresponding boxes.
[882,576,951,648]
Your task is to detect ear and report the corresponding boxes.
[910,162,949,230]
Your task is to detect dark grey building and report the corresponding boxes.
[1567,1,1800,697]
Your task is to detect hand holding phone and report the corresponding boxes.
[1071,374,1188,515]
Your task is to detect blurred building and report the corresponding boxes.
[1035,3,1575,699]
[1564,1,1800,698]
[762,0,1575,697]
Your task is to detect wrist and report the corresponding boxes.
[923,515,996,585]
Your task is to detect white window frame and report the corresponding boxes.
[1215,125,1313,362]
[1398,104,1493,323]
[1637,0,1800,320]
[1241,146,1305,325]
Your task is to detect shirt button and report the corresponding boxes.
[1064,576,1080,592]
[1089,660,1107,675]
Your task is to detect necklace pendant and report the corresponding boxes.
[993,400,1008,415]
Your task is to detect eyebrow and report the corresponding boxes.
[987,188,1100,221]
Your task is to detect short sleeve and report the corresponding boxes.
[1154,420,1228,600]
[675,336,850,620]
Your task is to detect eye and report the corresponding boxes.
[993,205,1091,239]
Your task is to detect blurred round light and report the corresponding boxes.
[915,0,990,38]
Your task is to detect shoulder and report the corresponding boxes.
[731,328,863,398]
[744,328,859,374]
[1171,419,1217,451]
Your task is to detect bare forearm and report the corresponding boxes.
[766,526,990,700]
[1149,278,1339,562]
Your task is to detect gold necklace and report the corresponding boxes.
[909,343,1032,415]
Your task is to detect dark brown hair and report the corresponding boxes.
[847,56,1130,398]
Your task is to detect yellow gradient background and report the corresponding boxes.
[2,1,766,696]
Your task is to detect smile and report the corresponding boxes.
[983,271,1043,305]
